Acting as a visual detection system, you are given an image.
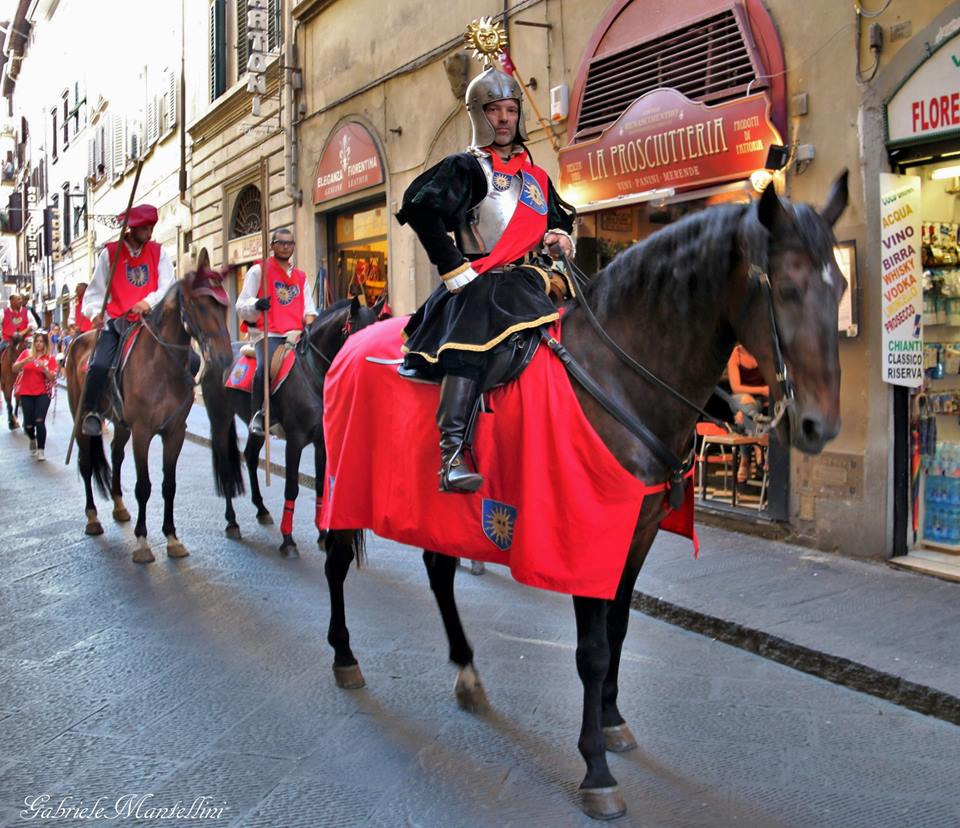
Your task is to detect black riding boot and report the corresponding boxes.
[81,365,109,436]
[437,374,483,494]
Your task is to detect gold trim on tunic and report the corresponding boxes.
[400,312,560,363]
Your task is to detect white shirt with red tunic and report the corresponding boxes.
[236,257,317,336]
[2,306,30,342]
[81,240,175,321]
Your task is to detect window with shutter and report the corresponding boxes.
[210,0,226,101]
[87,137,95,179]
[51,108,58,161]
[574,6,765,141]
[146,97,161,146]
[164,68,177,131]
[268,0,280,51]
[112,116,126,179]
[236,0,249,74]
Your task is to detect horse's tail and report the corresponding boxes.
[88,434,112,500]
[201,367,245,499]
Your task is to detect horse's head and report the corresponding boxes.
[180,267,233,369]
[306,295,381,366]
[735,171,849,454]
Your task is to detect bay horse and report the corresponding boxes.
[213,295,382,556]
[321,173,850,820]
[1,332,27,429]
[65,269,242,563]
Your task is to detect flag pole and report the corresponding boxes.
[259,158,271,486]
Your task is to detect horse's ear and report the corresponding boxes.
[371,293,387,315]
[756,182,787,232]
[350,295,361,315]
[821,169,849,228]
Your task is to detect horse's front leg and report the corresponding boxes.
[573,596,626,821]
[324,529,365,689]
[423,550,488,713]
[245,433,272,524]
[110,425,132,523]
[78,437,103,536]
[314,437,326,547]
[131,429,155,563]
[279,437,303,557]
[160,424,188,559]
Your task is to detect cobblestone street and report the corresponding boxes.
[1,413,959,827]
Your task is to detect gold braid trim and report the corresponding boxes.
[400,312,560,363]
[440,262,472,282]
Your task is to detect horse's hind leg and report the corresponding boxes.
[324,529,364,689]
[161,425,189,559]
[245,434,272,524]
[78,437,103,536]
[278,438,303,557]
[110,426,131,522]
[314,439,326,546]
[423,550,488,713]
[573,596,626,821]
[224,495,241,539]
[131,429,155,564]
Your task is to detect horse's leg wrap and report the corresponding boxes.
[280,499,295,536]
[315,496,323,529]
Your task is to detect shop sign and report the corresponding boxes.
[227,232,263,265]
[558,89,781,208]
[885,31,960,146]
[245,0,269,116]
[879,172,923,388]
[312,123,384,205]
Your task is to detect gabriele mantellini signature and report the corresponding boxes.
[21,794,228,821]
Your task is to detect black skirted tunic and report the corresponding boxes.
[397,151,575,379]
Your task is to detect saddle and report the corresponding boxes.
[225,334,299,394]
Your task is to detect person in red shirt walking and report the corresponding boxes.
[13,330,57,460]
[78,204,175,436]
[235,227,317,436]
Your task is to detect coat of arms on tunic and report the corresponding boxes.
[492,172,512,191]
[519,171,547,216]
[274,281,300,305]
[482,498,517,551]
[126,263,149,287]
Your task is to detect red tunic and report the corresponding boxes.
[249,257,307,335]
[2,306,29,342]
[14,353,56,396]
[103,240,161,320]
[75,298,92,333]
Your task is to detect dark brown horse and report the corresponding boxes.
[213,295,382,556]
[321,173,850,820]
[65,269,242,563]
[1,332,27,429]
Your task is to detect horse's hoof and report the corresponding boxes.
[132,540,155,564]
[256,512,274,526]
[225,525,242,540]
[112,508,131,523]
[85,521,104,536]
[603,723,638,753]
[333,663,365,689]
[166,539,189,559]
[454,665,490,714]
[579,786,626,821]
[280,543,299,559]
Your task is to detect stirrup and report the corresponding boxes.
[248,410,265,437]
[440,452,484,494]
[81,412,103,437]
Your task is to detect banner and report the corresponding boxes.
[879,172,923,387]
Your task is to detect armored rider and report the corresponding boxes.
[398,20,575,494]
[235,227,317,437]
[80,204,175,436]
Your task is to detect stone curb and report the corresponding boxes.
[632,591,960,726]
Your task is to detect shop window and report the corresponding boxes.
[328,201,388,308]
[576,6,764,140]
[230,184,261,238]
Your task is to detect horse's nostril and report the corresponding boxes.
[801,417,822,443]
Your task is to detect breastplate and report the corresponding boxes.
[456,154,521,256]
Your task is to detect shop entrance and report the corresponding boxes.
[325,199,388,308]
[574,189,790,521]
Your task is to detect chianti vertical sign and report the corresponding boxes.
[879,173,923,387]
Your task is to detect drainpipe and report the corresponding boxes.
[283,1,302,213]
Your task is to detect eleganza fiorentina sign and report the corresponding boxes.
[558,89,781,208]
[885,30,960,146]
[879,173,923,388]
[313,123,384,205]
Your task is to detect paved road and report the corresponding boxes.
[1,411,959,827]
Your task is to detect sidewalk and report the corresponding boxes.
[182,402,960,726]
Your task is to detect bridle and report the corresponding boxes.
[544,238,795,507]
[299,307,358,382]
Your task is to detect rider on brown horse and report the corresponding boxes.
[79,204,175,437]
[1,292,34,354]
[398,60,575,493]
[234,226,317,437]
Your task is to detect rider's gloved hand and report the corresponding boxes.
[255,297,271,311]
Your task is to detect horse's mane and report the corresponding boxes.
[145,279,183,327]
[589,202,753,318]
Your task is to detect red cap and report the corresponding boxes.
[118,204,158,228]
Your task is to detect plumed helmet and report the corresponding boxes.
[465,66,529,148]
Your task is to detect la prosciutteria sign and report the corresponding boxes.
[312,123,384,205]
[558,89,782,207]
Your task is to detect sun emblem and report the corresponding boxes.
[492,172,512,191]
[481,498,517,551]
[274,281,300,305]
[523,180,545,209]
[464,17,508,65]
